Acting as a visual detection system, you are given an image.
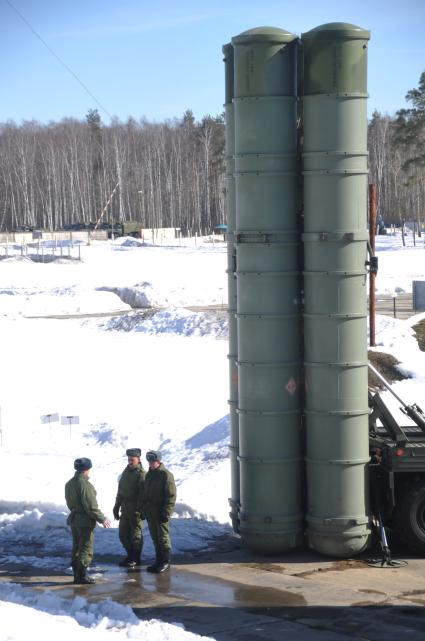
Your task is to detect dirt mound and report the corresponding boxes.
[368,350,407,388]
[412,319,425,352]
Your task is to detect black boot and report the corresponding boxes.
[74,566,95,585]
[132,549,142,567]
[71,561,78,581]
[146,550,161,572]
[119,549,135,567]
[152,550,170,574]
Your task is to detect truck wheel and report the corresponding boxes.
[392,478,425,555]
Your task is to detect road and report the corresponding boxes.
[23,294,419,322]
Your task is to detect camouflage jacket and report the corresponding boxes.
[115,464,145,512]
[140,463,176,517]
[65,472,106,527]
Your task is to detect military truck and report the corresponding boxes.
[368,362,425,555]
[100,222,142,239]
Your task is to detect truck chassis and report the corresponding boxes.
[368,370,425,555]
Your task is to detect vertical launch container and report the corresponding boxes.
[223,42,240,532]
[302,23,371,557]
[232,27,303,553]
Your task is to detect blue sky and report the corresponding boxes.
[0,0,424,125]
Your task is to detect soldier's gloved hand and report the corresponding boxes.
[113,505,120,521]
[159,510,169,524]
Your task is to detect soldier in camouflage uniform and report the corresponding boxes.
[140,450,176,573]
[65,457,110,584]
[113,447,146,567]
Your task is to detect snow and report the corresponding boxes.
[1,230,425,640]
[372,231,425,296]
[0,582,212,640]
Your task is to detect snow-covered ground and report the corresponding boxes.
[1,231,425,640]
[0,581,213,641]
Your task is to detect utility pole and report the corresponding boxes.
[369,184,377,347]
[90,182,120,242]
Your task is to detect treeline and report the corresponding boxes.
[368,71,425,225]
[0,109,225,235]
[1,71,424,233]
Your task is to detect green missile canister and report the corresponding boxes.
[232,27,303,554]
[302,23,371,557]
[223,42,240,533]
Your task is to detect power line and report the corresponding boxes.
[4,0,112,120]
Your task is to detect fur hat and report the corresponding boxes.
[126,448,141,457]
[146,450,161,462]
[74,457,92,471]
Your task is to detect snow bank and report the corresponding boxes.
[0,499,230,569]
[0,583,215,640]
[97,307,228,339]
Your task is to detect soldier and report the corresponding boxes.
[65,457,110,585]
[141,450,176,573]
[113,447,146,568]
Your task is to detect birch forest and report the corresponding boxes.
[0,109,225,235]
[0,71,424,233]
[364,71,425,226]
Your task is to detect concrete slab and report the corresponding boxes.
[1,535,425,640]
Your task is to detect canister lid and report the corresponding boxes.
[301,22,370,41]
[232,26,297,45]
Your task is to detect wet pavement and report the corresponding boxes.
[1,536,425,640]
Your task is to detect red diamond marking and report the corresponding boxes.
[285,377,297,396]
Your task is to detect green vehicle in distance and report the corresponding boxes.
[102,222,142,239]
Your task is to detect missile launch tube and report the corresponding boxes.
[232,27,303,554]
[222,42,240,533]
[302,23,371,557]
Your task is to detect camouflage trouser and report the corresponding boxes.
[70,525,94,569]
[118,510,143,555]
[146,511,171,559]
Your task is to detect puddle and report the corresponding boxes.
[133,568,306,608]
[0,557,306,610]
[52,566,307,609]
[175,571,304,606]
[232,584,306,607]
